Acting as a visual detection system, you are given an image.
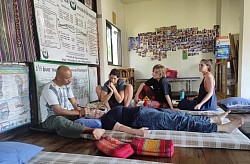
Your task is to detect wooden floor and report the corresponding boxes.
[7,95,250,163]
[9,114,250,164]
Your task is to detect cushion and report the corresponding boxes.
[218,97,250,109]
[0,141,43,163]
[74,118,102,128]
[165,68,177,78]
[96,136,134,158]
[143,100,161,108]
[131,137,174,157]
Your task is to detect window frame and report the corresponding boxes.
[106,20,122,66]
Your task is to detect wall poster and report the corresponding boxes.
[215,36,230,59]
[88,67,98,102]
[34,62,89,122]
[0,65,31,132]
[33,0,99,64]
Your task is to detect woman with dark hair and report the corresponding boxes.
[177,59,217,110]
[96,69,133,111]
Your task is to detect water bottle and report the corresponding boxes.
[180,89,185,100]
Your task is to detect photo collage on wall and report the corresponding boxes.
[128,25,219,61]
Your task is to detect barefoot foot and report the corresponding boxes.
[217,117,244,133]
[210,111,231,124]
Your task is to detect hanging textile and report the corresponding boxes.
[0,0,37,62]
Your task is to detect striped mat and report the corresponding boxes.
[81,108,250,150]
[28,151,164,164]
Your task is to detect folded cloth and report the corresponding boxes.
[143,100,161,108]
[139,85,156,100]
[131,137,174,157]
[143,100,169,108]
[96,136,134,158]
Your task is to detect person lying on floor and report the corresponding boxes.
[81,106,244,136]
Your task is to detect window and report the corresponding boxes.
[106,21,122,66]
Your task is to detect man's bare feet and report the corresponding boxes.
[92,129,105,140]
[210,111,231,124]
[217,117,244,133]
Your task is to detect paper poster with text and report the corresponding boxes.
[0,66,31,132]
[33,0,99,64]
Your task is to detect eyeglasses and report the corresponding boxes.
[89,108,97,111]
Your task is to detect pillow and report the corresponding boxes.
[74,118,102,128]
[131,137,174,157]
[96,136,134,158]
[0,141,44,163]
[218,97,250,109]
[165,68,178,78]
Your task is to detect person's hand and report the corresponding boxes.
[109,82,116,90]
[92,129,105,140]
[107,83,114,93]
[79,107,89,117]
[134,95,139,104]
[194,103,202,110]
[74,102,81,111]
[172,108,180,111]
[136,127,149,136]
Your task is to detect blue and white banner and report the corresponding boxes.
[215,36,230,59]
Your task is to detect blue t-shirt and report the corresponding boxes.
[101,106,140,130]
[102,79,127,108]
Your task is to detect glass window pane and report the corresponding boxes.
[106,21,121,66]
[112,25,118,65]
[106,26,112,62]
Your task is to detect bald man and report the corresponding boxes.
[40,66,105,139]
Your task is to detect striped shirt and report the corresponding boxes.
[40,81,74,122]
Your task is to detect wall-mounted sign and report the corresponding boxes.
[33,0,99,64]
[215,36,230,59]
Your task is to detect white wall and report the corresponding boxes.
[238,0,250,99]
[228,0,240,34]
[124,0,218,91]
[97,0,242,93]
[218,0,240,35]
[97,0,127,84]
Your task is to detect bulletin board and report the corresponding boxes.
[128,25,219,61]
[33,0,99,64]
[0,65,31,133]
[34,62,89,122]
